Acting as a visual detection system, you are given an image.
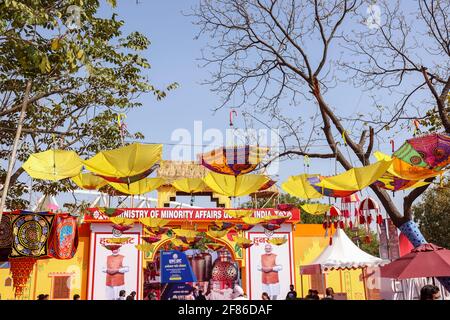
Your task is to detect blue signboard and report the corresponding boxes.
[161,283,194,300]
[160,250,197,283]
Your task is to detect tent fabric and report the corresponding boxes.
[199,145,269,175]
[303,228,387,271]
[171,178,208,193]
[22,150,82,181]
[316,160,392,191]
[108,178,165,195]
[83,143,162,182]
[374,151,442,181]
[203,172,269,197]
[281,174,324,200]
[301,203,332,215]
[71,173,107,190]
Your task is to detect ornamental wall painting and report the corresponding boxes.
[48,214,79,260]
[9,214,55,258]
[0,215,13,261]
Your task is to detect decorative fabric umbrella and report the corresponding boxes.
[102,243,122,251]
[97,207,125,218]
[301,203,332,215]
[261,223,281,231]
[359,197,383,236]
[199,145,269,175]
[233,236,253,249]
[203,172,270,197]
[393,133,450,169]
[108,237,132,244]
[9,257,37,298]
[22,150,82,181]
[340,193,360,223]
[263,215,289,225]
[258,179,277,191]
[144,226,170,236]
[234,223,255,231]
[206,243,224,251]
[142,235,162,244]
[83,143,162,183]
[269,237,288,246]
[107,178,165,195]
[281,174,324,200]
[71,173,107,190]
[315,160,392,191]
[374,151,443,181]
[241,217,265,225]
[170,238,190,251]
[139,218,169,228]
[224,209,253,218]
[380,243,450,279]
[171,178,208,193]
[307,175,359,198]
[207,229,229,238]
[135,243,154,253]
[110,217,134,234]
[211,221,233,231]
[373,173,429,191]
[173,229,202,245]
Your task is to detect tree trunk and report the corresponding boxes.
[0,80,32,220]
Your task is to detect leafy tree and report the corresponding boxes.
[0,0,178,214]
[343,227,380,257]
[413,183,450,249]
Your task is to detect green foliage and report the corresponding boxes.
[343,227,380,257]
[413,182,450,248]
[0,0,177,209]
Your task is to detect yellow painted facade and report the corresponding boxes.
[293,225,367,300]
[0,223,369,300]
[0,236,90,300]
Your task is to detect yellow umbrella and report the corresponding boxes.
[139,217,170,228]
[71,172,107,190]
[108,237,132,244]
[207,229,229,238]
[83,143,162,183]
[315,160,392,191]
[171,178,208,193]
[203,172,270,197]
[301,203,332,215]
[135,243,154,253]
[22,150,82,181]
[110,217,135,226]
[233,236,253,249]
[225,209,253,218]
[241,217,265,225]
[108,178,165,195]
[374,151,443,181]
[268,237,288,246]
[281,174,324,200]
[172,229,200,238]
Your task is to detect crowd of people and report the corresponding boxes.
[35,283,442,300]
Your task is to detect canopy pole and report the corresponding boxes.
[300,272,304,298]
[362,267,368,300]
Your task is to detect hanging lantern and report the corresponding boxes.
[359,197,382,234]
[9,257,36,298]
[340,194,360,228]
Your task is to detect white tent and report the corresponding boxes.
[302,228,388,273]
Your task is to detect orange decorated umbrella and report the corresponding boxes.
[199,145,269,175]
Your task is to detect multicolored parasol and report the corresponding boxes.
[205,243,224,251]
[373,173,430,191]
[22,150,82,181]
[393,133,450,169]
[224,209,253,218]
[135,243,155,253]
[142,235,162,243]
[83,143,162,183]
[374,151,443,181]
[199,145,269,175]
[207,229,229,238]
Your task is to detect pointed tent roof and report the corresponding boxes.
[301,228,387,273]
